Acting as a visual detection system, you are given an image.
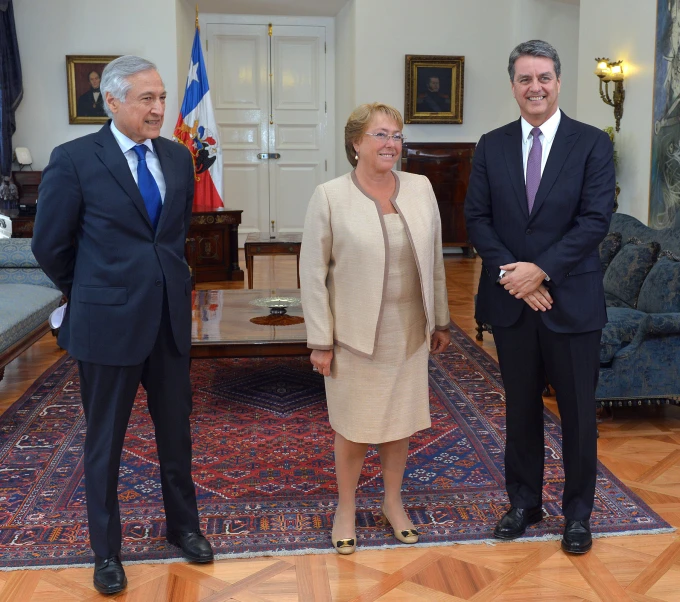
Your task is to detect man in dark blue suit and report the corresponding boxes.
[464,40,615,554]
[32,55,213,594]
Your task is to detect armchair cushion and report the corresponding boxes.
[600,307,648,363]
[0,238,41,268]
[603,239,661,309]
[637,252,680,314]
[599,231,622,273]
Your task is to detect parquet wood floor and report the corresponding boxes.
[1,252,678,601]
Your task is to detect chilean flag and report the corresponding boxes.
[173,27,223,211]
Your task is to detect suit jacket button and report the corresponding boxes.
[525,228,532,234]
[155,279,162,287]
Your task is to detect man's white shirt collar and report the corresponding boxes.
[110,121,155,155]
[521,108,561,143]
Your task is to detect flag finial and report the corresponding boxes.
[195,4,199,29]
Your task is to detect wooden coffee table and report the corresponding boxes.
[190,288,308,358]
[244,233,302,289]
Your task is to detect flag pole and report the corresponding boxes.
[195,4,199,30]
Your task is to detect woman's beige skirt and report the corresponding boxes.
[325,214,430,444]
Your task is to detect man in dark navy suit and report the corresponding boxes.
[32,55,212,594]
[464,40,615,554]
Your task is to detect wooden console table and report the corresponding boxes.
[244,233,302,289]
[401,142,476,257]
[188,210,244,283]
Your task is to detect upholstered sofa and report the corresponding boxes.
[596,212,680,407]
[0,238,62,381]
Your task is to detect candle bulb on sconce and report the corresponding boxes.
[594,57,626,132]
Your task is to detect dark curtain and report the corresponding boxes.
[0,0,23,177]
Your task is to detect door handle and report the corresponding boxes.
[257,153,281,160]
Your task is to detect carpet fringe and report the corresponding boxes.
[1,526,674,572]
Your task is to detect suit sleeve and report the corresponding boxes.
[31,146,83,298]
[299,184,334,350]
[534,131,615,286]
[427,179,450,330]
[464,134,517,279]
[181,146,195,238]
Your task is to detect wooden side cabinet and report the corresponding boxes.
[188,210,245,283]
[401,142,476,257]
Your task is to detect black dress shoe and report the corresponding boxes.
[93,555,127,594]
[493,506,543,540]
[167,530,214,563]
[562,519,592,554]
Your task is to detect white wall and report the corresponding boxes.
[12,0,182,169]
[334,0,581,174]
[577,0,656,223]
[176,0,196,97]
[514,0,580,117]
[335,0,356,173]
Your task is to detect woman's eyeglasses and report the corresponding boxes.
[364,132,405,143]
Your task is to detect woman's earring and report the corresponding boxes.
[355,153,359,160]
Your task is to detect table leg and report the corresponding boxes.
[246,254,254,289]
[296,252,301,288]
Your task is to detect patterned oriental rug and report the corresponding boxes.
[0,323,673,569]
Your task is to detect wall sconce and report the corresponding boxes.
[594,58,625,132]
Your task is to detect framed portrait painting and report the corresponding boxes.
[404,55,465,124]
[66,55,119,124]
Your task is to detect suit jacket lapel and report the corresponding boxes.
[153,137,175,234]
[503,120,529,220]
[94,124,154,230]
[529,113,579,220]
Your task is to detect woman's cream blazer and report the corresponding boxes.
[300,170,450,359]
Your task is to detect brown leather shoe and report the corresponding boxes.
[166,530,214,563]
[93,555,127,594]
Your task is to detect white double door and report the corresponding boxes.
[206,22,330,241]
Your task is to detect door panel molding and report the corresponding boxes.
[205,16,335,242]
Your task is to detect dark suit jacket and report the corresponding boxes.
[32,123,195,365]
[76,89,106,117]
[464,112,615,334]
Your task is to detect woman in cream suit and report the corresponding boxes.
[300,103,451,554]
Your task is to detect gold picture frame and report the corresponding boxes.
[404,55,465,124]
[66,55,119,124]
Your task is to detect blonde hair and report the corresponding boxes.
[344,103,404,167]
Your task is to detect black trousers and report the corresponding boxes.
[492,305,601,521]
[78,294,199,557]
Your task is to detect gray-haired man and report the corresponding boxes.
[33,55,213,594]
[465,40,615,554]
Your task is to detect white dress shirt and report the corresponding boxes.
[110,122,166,202]
[521,108,561,182]
[499,109,561,282]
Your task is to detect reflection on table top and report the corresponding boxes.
[191,288,306,346]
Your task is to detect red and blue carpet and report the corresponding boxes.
[0,323,672,569]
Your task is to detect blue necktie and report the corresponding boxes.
[132,144,162,230]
